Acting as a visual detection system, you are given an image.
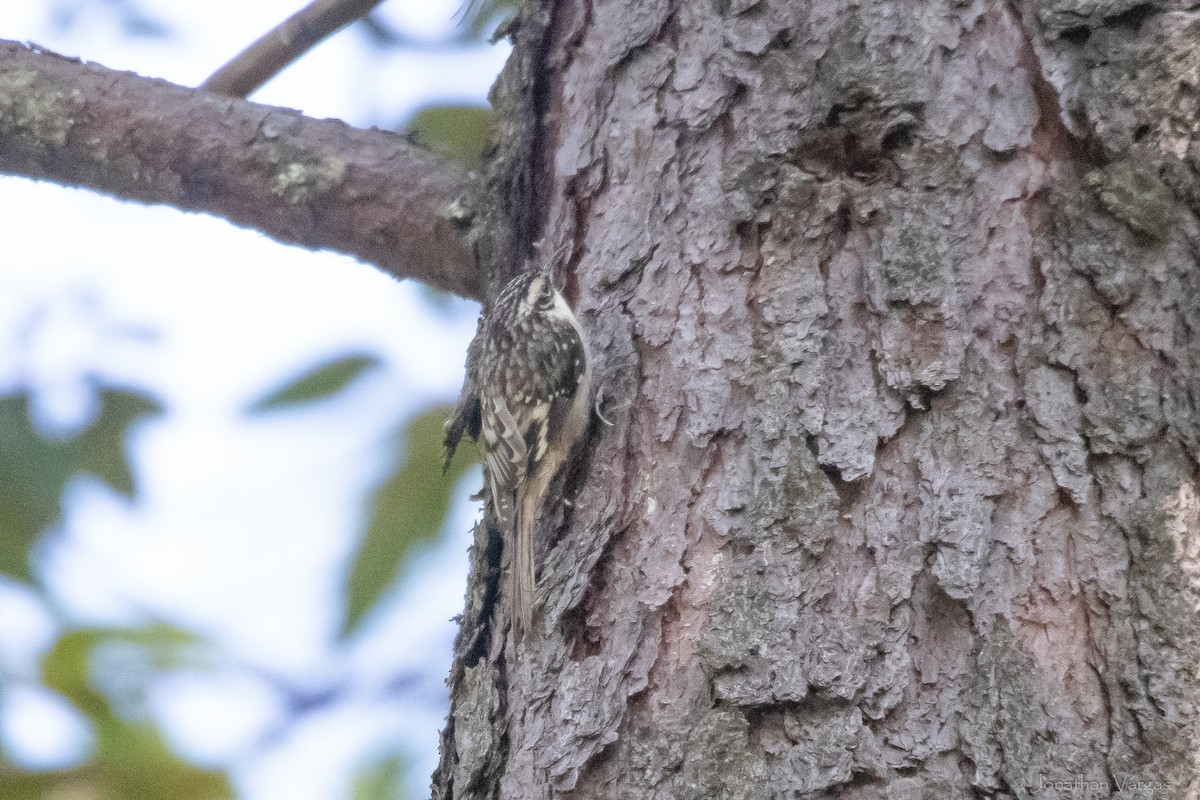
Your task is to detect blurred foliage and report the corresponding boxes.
[244,353,382,413]
[352,752,406,800]
[77,389,163,497]
[342,406,477,637]
[0,386,161,583]
[243,352,481,638]
[405,105,494,170]
[0,385,221,799]
[0,625,231,800]
[4,1,507,797]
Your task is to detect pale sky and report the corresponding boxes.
[0,2,506,797]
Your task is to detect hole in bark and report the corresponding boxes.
[826,202,852,262]
[769,27,794,49]
[563,596,604,661]
[1133,124,1151,141]
[836,203,851,235]
[807,438,866,507]
[844,134,890,182]
[793,129,852,178]
[1056,486,1080,508]
[1104,3,1154,30]
[730,538,756,558]
[1029,255,1046,294]
[734,219,762,258]
[1060,25,1091,44]
[881,123,916,153]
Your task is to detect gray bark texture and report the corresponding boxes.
[435,0,1200,798]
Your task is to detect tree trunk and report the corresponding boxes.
[435,1,1200,797]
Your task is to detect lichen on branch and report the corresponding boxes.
[0,40,480,300]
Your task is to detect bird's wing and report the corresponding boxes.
[482,393,527,536]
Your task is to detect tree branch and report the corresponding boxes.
[0,41,481,300]
[202,0,387,99]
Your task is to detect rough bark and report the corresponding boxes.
[0,41,479,299]
[437,0,1200,798]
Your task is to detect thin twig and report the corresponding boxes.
[201,0,387,98]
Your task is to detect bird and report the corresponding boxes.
[446,271,591,640]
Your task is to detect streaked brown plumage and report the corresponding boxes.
[452,272,590,640]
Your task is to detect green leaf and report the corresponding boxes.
[0,387,161,580]
[78,388,163,497]
[41,629,109,721]
[0,758,230,800]
[406,105,494,169]
[0,767,60,800]
[352,753,407,800]
[0,392,75,582]
[34,623,229,800]
[245,353,381,413]
[91,721,232,800]
[341,406,478,637]
[41,625,201,722]
[38,625,231,799]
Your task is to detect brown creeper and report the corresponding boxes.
[447,272,591,639]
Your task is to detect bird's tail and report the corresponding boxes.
[510,503,535,641]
